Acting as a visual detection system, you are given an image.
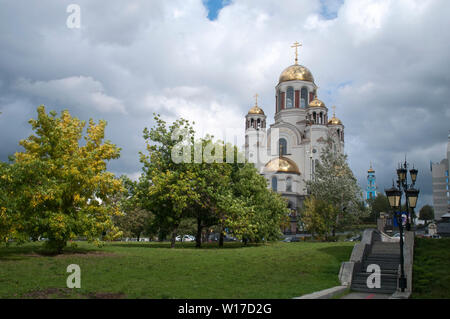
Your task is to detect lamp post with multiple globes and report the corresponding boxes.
[385,159,419,292]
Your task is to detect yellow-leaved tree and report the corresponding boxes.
[8,106,123,252]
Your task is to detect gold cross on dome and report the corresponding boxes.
[254,93,259,106]
[291,41,302,64]
[332,105,336,116]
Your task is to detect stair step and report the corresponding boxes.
[353,241,405,294]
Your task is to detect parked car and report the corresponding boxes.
[176,235,195,242]
[283,237,299,242]
[183,235,195,242]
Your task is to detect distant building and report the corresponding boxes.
[430,133,450,220]
[366,164,377,200]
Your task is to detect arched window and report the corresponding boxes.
[301,87,308,108]
[257,118,261,129]
[286,87,294,109]
[279,138,287,155]
[286,177,292,192]
[272,176,278,191]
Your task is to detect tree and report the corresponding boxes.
[419,205,434,225]
[8,106,123,253]
[138,114,290,248]
[301,196,336,240]
[113,176,152,241]
[366,194,390,223]
[138,114,200,248]
[0,161,18,244]
[228,163,289,243]
[305,137,368,237]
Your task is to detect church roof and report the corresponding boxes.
[328,116,342,125]
[264,156,301,175]
[248,105,265,115]
[309,98,326,108]
[279,64,314,84]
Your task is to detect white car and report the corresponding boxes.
[176,235,195,242]
[183,235,195,242]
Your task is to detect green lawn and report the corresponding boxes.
[412,238,450,299]
[0,241,354,299]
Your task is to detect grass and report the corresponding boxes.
[412,238,450,299]
[0,241,354,299]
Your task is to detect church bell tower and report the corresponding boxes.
[245,94,266,171]
[366,164,377,200]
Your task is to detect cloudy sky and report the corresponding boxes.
[0,0,449,209]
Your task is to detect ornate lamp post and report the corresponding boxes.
[385,160,419,292]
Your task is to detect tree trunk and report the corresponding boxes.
[196,218,202,248]
[137,234,140,242]
[170,227,177,248]
[219,224,224,248]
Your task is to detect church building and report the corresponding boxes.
[244,43,345,235]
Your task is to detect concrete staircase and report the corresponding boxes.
[350,242,400,294]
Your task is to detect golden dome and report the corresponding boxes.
[279,64,314,83]
[248,105,265,115]
[368,168,375,173]
[264,156,301,175]
[328,106,343,125]
[309,98,326,108]
[328,116,342,125]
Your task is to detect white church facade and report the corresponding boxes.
[244,44,345,234]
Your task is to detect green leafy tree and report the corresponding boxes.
[7,106,123,252]
[229,163,289,243]
[366,194,390,223]
[419,205,435,225]
[138,114,290,248]
[301,196,336,239]
[138,114,200,248]
[0,161,19,244]
[113,176,152,241]
[305,137,368,237]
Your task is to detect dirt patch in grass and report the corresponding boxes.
[23,288,126,299]
[23,251,117,258]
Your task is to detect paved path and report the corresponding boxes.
[342,292,391,299]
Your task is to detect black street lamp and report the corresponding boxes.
[385,184,401,209]
[385,159,419,292]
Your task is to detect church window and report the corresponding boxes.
[279,138,287,155]
[257,118,261,129]
[286,177,292,192]
[286,87,294,108]
[272,176,278,191]
[301,87,308,108]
